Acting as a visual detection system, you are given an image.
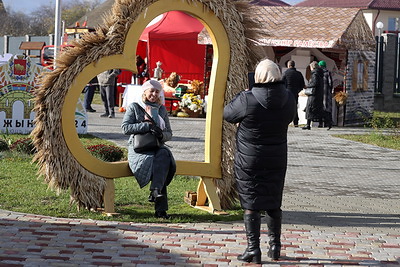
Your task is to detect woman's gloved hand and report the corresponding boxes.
[150,124,163,140]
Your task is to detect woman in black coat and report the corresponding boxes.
[302,61,324,130]
[224,59,295,262]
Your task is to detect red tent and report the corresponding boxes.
[139,11,206,82]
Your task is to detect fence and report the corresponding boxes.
[374,33,400,112]
[0,35,54,65]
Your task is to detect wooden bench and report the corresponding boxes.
[102,176,225,215]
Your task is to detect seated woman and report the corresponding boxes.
[121,80,176,219]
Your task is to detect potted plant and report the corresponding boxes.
[178,93,205,117]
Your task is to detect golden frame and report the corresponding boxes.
[61,0,230,180]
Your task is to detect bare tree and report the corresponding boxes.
[0,0,103,36]
[0,11,31,35]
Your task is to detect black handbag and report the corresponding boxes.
[133,104,161,153]
[304,87,314,96]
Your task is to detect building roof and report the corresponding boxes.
[250,0,290,6]
[77,0,290,28]
[251,6,375,50]
[295,0,400,11]
[74,0,114,28]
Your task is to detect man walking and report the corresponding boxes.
[97,69,121,118]
[83,76,98,113]
[282,60,305,127]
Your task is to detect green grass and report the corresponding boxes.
[80,91,102,106]
[334,111,400,150]
[374,111,400,118]
[0,134,242,223]
[334,132,400,150]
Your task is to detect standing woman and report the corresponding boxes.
[121,80,176,219]
[224,59,295,262]
[302,61,324,130]
[319,60,333,129]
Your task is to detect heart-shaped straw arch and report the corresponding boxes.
[32,0,263,210]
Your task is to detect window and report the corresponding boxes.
[388,17,400,32]
[352,56,368,91]
[357,60,364,90]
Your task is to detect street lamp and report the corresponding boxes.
[375,21,384,94]
[54,0,62,69]
[376,21,384,36]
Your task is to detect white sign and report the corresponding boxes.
[257,38,336,48]
[0,55,87,134]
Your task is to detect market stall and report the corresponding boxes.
[139,11,206,82]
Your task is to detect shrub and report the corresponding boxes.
[10,138,36,154]
[0,139,9,152]
[368,114,396,130]
[86,144,124,162]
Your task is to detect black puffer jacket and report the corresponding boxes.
[305,68,324,121]
[224,81,295,210]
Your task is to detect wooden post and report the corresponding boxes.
[103,179,117,216]
[195,177,227,215]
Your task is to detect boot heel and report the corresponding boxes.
[237,248,261,263]
[252,253,261,263]
[267,244,281,260]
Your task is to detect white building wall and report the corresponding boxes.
[363,9,400,36]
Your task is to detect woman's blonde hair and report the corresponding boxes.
[309,61,319,70]
[254,59,282,83]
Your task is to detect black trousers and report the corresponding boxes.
[293,97,299,126]
[99,85,115,115]
[151,148,171,212]
[84,84,96,109]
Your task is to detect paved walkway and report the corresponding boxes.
[1,106,399,266]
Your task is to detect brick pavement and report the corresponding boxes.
[1,107,399,266]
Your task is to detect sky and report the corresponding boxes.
[2,0,106,14]
[284,0,303,4]
[4,0,303,14]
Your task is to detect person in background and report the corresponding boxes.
[282,60,305,127]
[97,69,121,118]
[164,72,180,92]
[83,76,98,113]
[318,60,333,130]
[136,55,147,85]
[121,80,176,219]
[302,61,324,130]
[224,59,295,262]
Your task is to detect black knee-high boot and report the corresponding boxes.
[266,209,282,260]
[237,212,261,264]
